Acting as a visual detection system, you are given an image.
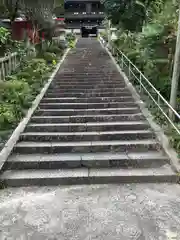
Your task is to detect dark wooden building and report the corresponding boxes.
[64,0,105,29]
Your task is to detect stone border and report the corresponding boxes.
[0,48,71,171]
[99,39,180,173]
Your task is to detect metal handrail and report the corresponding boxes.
[99,37,180,135]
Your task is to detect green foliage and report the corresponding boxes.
[0,80,32,108]
[0,104,18,129]
[46,45,63,54]
[43,52,57,63]
[0,80,32,130]
[15,72,31,80]
[13,41,27,58]
[0,27,27,59]
[114,20,176,99]
[66,33,76,42]
[20,58,51,93]
[167,127,180,155]
[0,55,56,133]
[100,31,108,42]
[0,0,20,22]
[109,0,180,155]
[103,0,161,32]
[0,27,10,45]
[0,37,66,147]
[65,33,76,48]
[0,27,12,55]
[68,40,76,48]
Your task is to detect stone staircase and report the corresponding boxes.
[0,39,177,187]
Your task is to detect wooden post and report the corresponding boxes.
[9,54,12,75]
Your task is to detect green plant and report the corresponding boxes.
[66,33,76,42]
[24,58,50,77]
[68,40,75,48]
[43,52,57,63]
[107,0,180,156]
[46,45,63,54]
[0,27,10,45]
[0,80,32,108]
[0,32,67,148]
[19,59,51,91]
[0,55,53,133]
[13,41,27,60]
[0,27,12,55]
[0,103,17,129]
[28,58,47,67]
[16,72,31,80]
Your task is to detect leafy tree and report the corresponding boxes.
[101,0,166,32]
[0,0,21,24]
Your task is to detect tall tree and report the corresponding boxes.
[101,0,165,32]
[0,0,21,24]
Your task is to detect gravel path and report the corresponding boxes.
[0,183,180,239]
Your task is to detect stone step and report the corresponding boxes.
[54,74,122,78]
[41,96,134,103]
[56,72,121,74]
[39,102,138,109]
[52,80,126,84]
[25,121,149,132]
[5,152,168,170]
[49,83,126,88]
[52,83,123,87]
[31,113,145,123]
[20,130,155,142]
[1,166,177,187]
[45,91,132,98]
[50,81,125,85]
[13,140,161,154]
[46,87,128,94]
[54,76,123,80]
[35,107,141,116]
[48,86,127,90]
[1,39,174,187]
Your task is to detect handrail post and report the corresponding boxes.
[139,73,142,92]
[157,92,161,114]
[121,54,123,69]
[112,46,114,56]
[128,61,130,79]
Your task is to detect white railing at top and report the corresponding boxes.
[99,36,180,136]
[0,52,19,81]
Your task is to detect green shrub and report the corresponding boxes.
[6,75,18,81]
[43,52,57,63]
[0,80,32,108]
[16,72,31,80]
[47,45,63,54]
[57,43,64,50]
[0,80,32,131]
[0,38,66,136]
[23,58,51,82]
[0,103,18,129]
[68,40,75,48]
[66,33,76,42]
[110,0,180,155]
[28,58,46,68]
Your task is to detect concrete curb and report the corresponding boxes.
[0,48,71,172]
[99,39,180,173]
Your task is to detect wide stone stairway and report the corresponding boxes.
[1,39,177,187]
